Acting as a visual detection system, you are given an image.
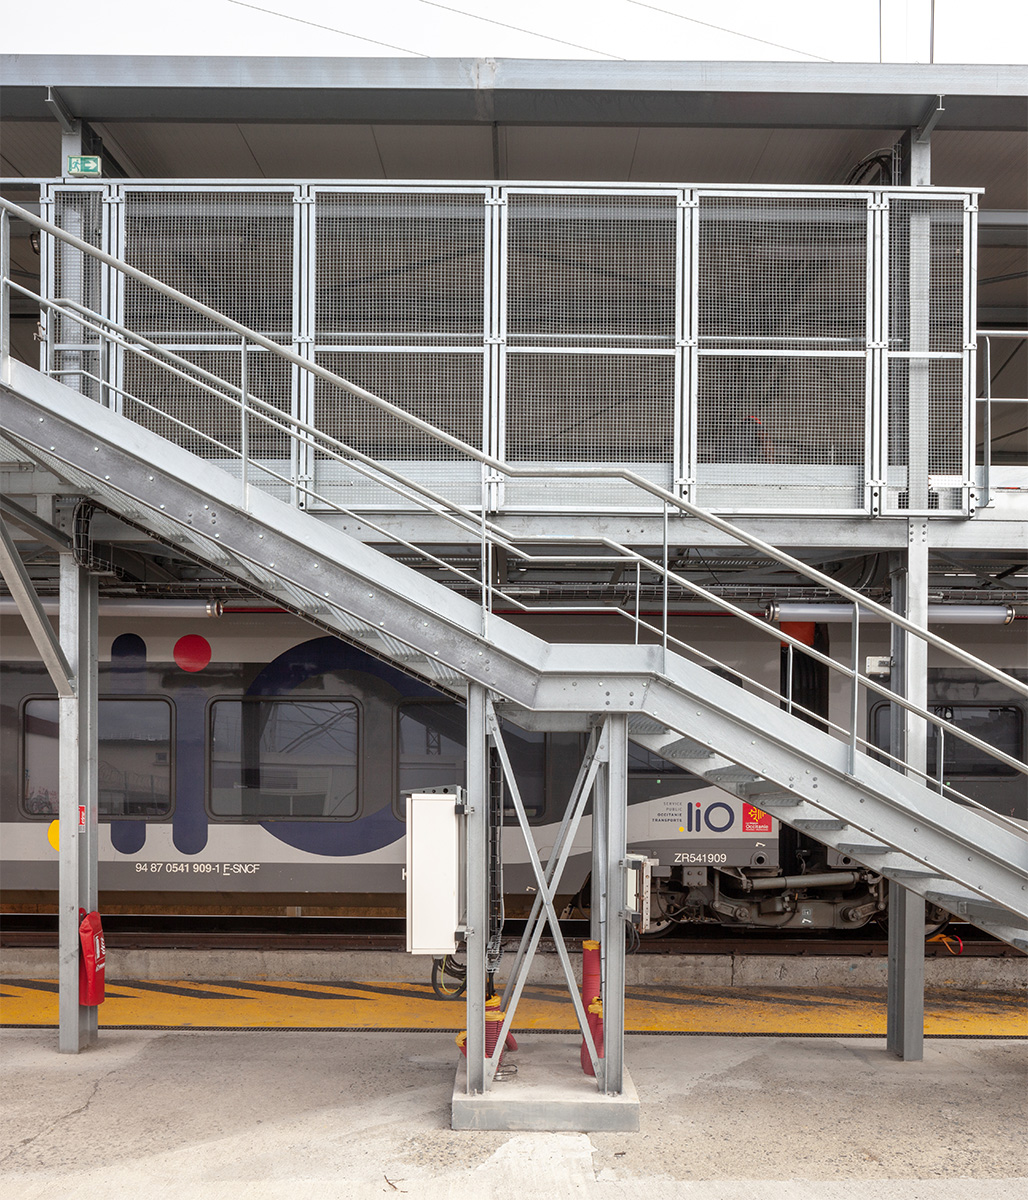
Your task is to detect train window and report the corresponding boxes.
[22,697,173,818]
[628,743,688,776]
[398,702,466,795]
[209,699,359,819]
[397,702,546,821]
[499,726,546,823]
[870,703,1022,778]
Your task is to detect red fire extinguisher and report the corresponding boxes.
[78,909,106,1006]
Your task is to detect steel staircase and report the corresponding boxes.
[3,357,1027,951]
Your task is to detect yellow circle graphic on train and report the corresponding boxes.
[47,820,60,852]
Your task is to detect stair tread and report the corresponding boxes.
[663,737,713,758]
[706,766,759,782]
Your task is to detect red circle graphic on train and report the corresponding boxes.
[173,634,212,673]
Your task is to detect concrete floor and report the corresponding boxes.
[1,1029,1024,1199]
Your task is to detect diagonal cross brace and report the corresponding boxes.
[486,702,606,1083]
[0,517,75,696]
[499,723,606,1011]
[494,727,608,1079]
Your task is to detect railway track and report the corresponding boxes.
[1,915,1017,956]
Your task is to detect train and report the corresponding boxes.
[1,607,1024,934]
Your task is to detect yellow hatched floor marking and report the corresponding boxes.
[2,981,1025,1036]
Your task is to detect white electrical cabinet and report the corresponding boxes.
[625,854,659,934]
[405,788,464,955]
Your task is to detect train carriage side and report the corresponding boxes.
[2,611,1024,932]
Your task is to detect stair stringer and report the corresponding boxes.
[3,361,1026,948]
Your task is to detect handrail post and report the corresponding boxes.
[0,209,10,384]
[848,604,860,775]
[786,642,794,715]
[662,502,669,669]
[240,335,250,510]
[480,470,489,638]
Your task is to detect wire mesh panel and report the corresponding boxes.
[313,350,485,507]
[502,191,677,506]
[122,190,296,343]
[113,189,297,487]
[697,196,868,348]
[693,194,869,511]
[694,356,867,509]
[885,198,968,512]
[311,190,487,508]
[505,193,677,348]
[121,348,293,489]
[314,190,487,346]
[886,358,965,512]
[51,188,105,401]
[504,353,675,507]
[888,199,965,354]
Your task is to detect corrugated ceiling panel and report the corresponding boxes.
[90,122,266,178]
[503,125,639,181]
[235,124,386,179]
[933,131,1028,210]
[628,127,905,186]
[978,246,1028,312]
[0,121,61,176]
[370,124,493,180]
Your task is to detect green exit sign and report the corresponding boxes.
[67,155,102,177]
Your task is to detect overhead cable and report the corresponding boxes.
[226,1,428,56]
[625,1,833,61]
[417,1,624,59]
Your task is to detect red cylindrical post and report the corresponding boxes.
[581,939,602,1076]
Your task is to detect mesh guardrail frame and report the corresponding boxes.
[38,181,979,518]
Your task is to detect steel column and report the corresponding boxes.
[591,741,608,946]
[464,683,489,1093]
[58,552,99,1053]
[60,121,85,175]
[886,523,929,1061]
[600,713,628,1095]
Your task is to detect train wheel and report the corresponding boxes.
[431,952,467,999]
[875,897,951,938]
[642,882,685,938]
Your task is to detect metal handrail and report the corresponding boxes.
[2,198,1025,804]
[4,199,1018,685]
[24,294,1025,780]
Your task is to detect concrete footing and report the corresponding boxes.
[452,1041,640,1131]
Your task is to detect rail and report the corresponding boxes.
[2,197,1025,827]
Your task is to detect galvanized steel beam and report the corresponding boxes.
[463,684,489,1094]
[886,527,930,1062]
[601,713,627,1096]
[57,552,98,1053]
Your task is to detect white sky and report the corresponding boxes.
[2,0,1027,63]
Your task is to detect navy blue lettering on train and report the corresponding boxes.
[108,634,148,855]
[244,637,438,857]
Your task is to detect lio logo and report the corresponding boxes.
[685,799,735,833]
